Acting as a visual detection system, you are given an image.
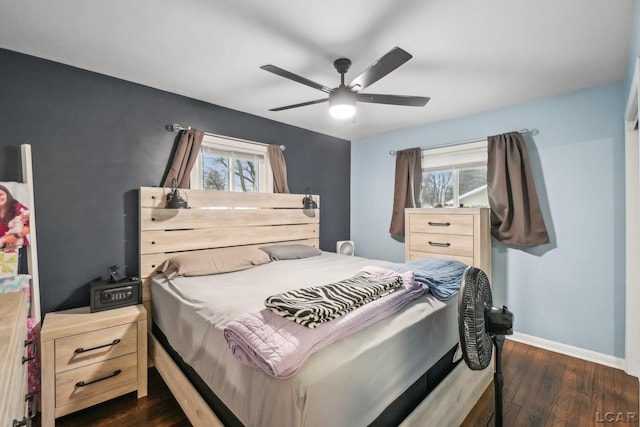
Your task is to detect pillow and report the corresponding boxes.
[259,244,321,261]
[158,246,270,279]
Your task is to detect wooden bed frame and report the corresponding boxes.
[138,186,491,427]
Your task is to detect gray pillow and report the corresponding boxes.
[158,246,271,279]
[259,244,322,261]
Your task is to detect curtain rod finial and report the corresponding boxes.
[165,123,182,133]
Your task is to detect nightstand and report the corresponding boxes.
[40,304,147,427]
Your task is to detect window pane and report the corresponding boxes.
[421,170,454,207]
[233,159,259,192]
[459,167,489,207]
[202,154,229,190]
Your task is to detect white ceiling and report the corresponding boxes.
[0,0,635,140]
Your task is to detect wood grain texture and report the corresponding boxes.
[54,323,137,372]
[141,223,318,254]
[40,305,148,426]
[140,186,317,209]
[148,334,222,427]
[55,353,138,415]
[32,368,190,427]
[138,189,325,426]
[0,292,28,427]
[461,340,640,427]
[33,341,639,427]
[404,208,492,280]
[401,361,493,426]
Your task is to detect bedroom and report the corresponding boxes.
[0,0,639,426]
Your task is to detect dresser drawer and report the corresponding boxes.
[408,233,474,257]
[55,323,138,373]
[409,213,474,235]
[407,251,474,266]
[55,353,138,410]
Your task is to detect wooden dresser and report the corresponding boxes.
[0,292,34,427]
[404,208,492,278]
[40,305,147,427]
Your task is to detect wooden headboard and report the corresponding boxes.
[139,187,320,327]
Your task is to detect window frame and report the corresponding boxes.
[421,140,488,208]
[190,134,273,193]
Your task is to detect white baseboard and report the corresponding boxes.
[507,332,625,370]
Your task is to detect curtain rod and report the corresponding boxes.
[388,128,534,155]
[166,123,286,151]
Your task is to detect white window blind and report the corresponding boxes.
[422,141,487,171]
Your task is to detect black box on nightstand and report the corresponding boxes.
[89,278,142,312]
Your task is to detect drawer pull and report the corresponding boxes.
[75,338,121,354]
[428,241,451,248]
[428,221,451,227]
[12,417,29,427]
[25,393,37,420]
[76,369,122,387]
[22,340,36,364]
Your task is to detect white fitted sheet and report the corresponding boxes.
[151,252,459,427]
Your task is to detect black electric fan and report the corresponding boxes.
[458,267,514,427]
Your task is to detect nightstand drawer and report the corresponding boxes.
[55,323,138,372]
[408,213,474,235]
[55,353,138,410]
[408,233,474,257]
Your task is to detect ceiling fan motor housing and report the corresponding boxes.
[334,58,352,75]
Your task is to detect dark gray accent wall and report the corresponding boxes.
[0,48,350,316]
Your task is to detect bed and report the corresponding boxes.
[139,187,492,426]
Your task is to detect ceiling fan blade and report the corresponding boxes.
[261,65,332,94]
[348,47,413,91]
[357,93,430,106]
[268,98,328,112]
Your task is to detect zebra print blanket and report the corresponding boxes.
[264,270,403,328]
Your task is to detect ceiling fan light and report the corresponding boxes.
[329,103,356,119]
[329,87,356,119]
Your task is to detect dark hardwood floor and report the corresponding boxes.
[34,340,638,427]
[462,340,638,427]
[32,367,190,427]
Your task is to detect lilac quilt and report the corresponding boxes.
[223,266,422,378]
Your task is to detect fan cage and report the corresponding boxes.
[459,267,493,370]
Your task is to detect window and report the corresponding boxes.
[420,141,489,208]
[190,134,273,193]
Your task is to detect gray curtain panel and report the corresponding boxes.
[487,131,549,246]
[389,148,422,236]
[267,144,290,193]
[162,129,204,188]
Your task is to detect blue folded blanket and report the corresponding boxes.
[387,257,468,300]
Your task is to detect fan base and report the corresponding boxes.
[334,58,352,75]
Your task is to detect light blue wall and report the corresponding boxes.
[351,82,626,358]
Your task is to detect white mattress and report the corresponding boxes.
[151,252,459,427]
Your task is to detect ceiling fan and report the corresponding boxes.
[260,47,430,120]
